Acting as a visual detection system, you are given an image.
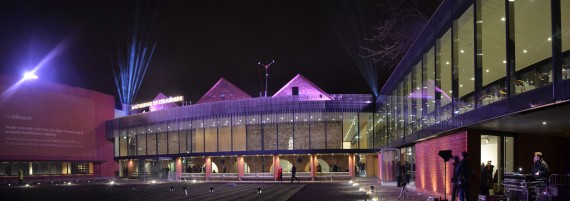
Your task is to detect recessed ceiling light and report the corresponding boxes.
[542,121,547,125]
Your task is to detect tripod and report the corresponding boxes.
[399,183,411,201]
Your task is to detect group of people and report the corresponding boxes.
[276,164,301,183]
[479,161,496,195]
[185,165,205,173]
[450,151,549,201]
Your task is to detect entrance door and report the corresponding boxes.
[480,135,514,195]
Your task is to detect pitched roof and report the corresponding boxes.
[272,74,331,100]
[196,78,252,104]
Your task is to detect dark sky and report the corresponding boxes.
[0,0,379,106]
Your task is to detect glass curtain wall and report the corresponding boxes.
[562,1,570,79]
[414,62,423,131]
[342,113,358,149]
[439,29,453,121]
[425,47,436,126]
[478,0,506,105]
[405,73,413,135]
[512,0,551,94]
[137,127,147,155]
[456,6,475,114]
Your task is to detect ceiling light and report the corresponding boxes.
[523,49,527,53]
[542,121,547,125]
[501,17,505,21]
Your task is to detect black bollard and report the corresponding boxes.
[133,185,137,191]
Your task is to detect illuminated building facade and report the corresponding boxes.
[108,1,570,200]
[109,74,378,182]
[0,75,115,183]
[375,0,570,199]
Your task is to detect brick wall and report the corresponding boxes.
[415,131,468,199]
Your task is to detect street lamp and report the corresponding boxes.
[258,60,274,97]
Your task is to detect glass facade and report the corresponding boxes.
[376,0,567,148]
[114,111,376,157]
[0,162,93,176]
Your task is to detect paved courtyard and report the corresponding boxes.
[0,179,434,201]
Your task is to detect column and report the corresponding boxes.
[237,155,244,181]
[273,154,280,180]
[127,160,134,178]
[205,156,211,181]
[377,153,382,182]
[175,157,182,181]
[348,154,355,179]
[310,154,317,181]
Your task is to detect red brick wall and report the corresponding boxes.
[415,131,468,198]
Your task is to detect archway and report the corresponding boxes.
[269,159,292,172]
[304,159,330,172]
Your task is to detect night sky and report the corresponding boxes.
[0,0,387,106]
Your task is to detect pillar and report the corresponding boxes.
[310,154,317,181]
[377,153,382,182]
[237,155,244,181]
[273,154,280,180]
[205,156,211,181]
[348,154,355,179]
[127,160,134,178]
[175,157,182,181]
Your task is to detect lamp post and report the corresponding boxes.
[258,60,274,97]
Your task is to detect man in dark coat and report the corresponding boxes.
[451,155,461,201]
[291,164,300,182]
[531,152,549,180]
[458,151,471,201]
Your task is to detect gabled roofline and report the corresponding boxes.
[272,74,332,99]
[196,77,252,104]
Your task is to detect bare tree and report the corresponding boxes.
[361,0,441,69]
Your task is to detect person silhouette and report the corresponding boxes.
[291,164,300,183]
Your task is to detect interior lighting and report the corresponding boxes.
[542,121,547,125]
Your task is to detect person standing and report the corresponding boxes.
[18,169,24,186]
[451,155,460,201]
[291,164,300,183]
[480,162,489,195]
[531,152,549,180]
[458,151,471,201]
[278,167,283,182]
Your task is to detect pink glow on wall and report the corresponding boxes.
[0,74,116,177]
[272,74,331,100]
